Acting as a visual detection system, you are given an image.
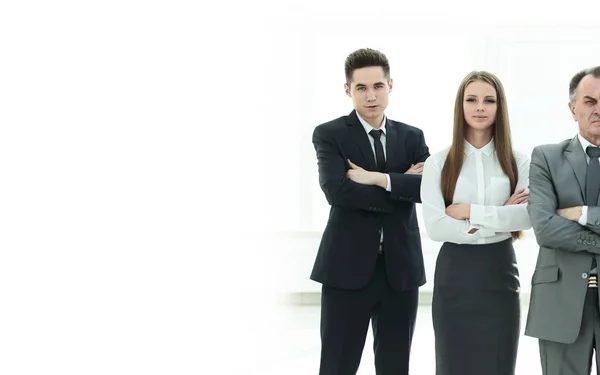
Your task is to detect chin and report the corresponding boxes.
[361,112,378,118]
[467,123,492,130]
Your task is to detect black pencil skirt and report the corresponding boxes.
[432,238,520,375]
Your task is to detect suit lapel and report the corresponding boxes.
[385,119,399,171]
[347,111,377,171]
[565,136,587,200]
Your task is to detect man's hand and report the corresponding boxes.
[446,204,471,220]
[405,162,424,175]
[557,206,583,222]
[346,160,387,188]
[504,188,529,205]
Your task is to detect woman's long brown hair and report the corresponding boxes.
[441,71,522,240]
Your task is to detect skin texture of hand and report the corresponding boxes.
[446,203,471,220]
[557,206,583,222]
[405,162,424,175]
[346,160,387,189]
[504,188,528,205]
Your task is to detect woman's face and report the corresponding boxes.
[463,80,498,131]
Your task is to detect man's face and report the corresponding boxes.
[569,74,600,143]
[345,66,392,126]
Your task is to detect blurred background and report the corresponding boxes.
[1,0,599,374]
[258,9,600,374]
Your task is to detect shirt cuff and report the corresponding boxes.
[385,174,391,192]
[469,204,485,226]
[578,206,588,226]
[466,221,494,237]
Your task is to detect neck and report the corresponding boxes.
[465,128,493,149]
[367,115,384,129]
[581,131,600,147]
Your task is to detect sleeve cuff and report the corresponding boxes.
[579,206,588,226]
[466,221,494,237]
[469,204,485,225]
[385,174,392,192]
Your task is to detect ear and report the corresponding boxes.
[388,78,393,93]
[344,83,351,97]
[568,101,577,121]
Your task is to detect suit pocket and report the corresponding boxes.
[531,266,559,284]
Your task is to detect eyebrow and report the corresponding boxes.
[355,82,386,87]
[466,94,496,98]
[583,96,598,101]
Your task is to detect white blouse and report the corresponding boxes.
[421,139,532,245]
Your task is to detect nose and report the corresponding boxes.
[366,89,376,102]
[476,105,484,112]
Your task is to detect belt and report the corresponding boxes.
[589,275,598,288]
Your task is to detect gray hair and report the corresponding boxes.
[569,66,600,104]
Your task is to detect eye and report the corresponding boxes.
[466,98,476,102]
[485,99,496,103]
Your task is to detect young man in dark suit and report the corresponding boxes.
[312,48,430,375]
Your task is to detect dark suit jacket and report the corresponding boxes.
[311,110,430,291]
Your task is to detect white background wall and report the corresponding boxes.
[262,19,600,296]
[2,1,600,374]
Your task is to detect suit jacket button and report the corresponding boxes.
[578,239,583,244]
[583,272,589,279]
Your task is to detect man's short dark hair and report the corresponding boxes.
[569,66,600,103]
[344,48,390,85]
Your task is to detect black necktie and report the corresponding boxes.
[586,146,600,272]
[586,146,600,206]
[369,129,386,172]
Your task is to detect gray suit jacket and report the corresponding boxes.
[525,136,600,343]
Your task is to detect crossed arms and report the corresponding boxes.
[312,124,429,213]
[528,146,600,254]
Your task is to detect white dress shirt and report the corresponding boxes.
[421,138,532,245]
[576,133,600,225]
[356,114,392,245]
[356,113,392,193]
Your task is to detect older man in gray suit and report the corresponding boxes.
[526,65,600,375]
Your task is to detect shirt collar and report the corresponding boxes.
[578,133,598,156]
[464,138,496,156]
[356,113,387,136]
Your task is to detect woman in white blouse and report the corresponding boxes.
[420,71,532,375]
